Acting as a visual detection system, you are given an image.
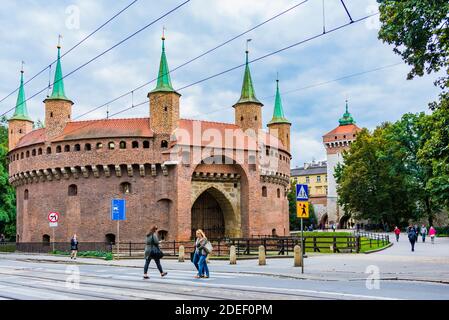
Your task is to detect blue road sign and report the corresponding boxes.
[296,184,309,201]
[111,199,126,221]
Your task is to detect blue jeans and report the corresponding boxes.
[198,255,209,277]
[192,252,200,272]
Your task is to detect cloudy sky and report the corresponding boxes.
[0,0,442,167]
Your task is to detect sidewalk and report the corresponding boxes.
[2,235,448,284]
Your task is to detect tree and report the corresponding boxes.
[418,96,449,209]
[382,113,439,225]
[378,0,449,92]
[335,127,415,227]
[0,117,16,238]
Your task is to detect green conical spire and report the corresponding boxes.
[48,46,70,101]
[339,100,355,125]
[268,79,290,125]
[151,36,177,94]
[235,50,262,105]
[10,69,32,122]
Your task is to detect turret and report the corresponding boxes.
[44,42,74,140]
[233,47,263,134]
[8,67,34,151]
[267,78,291,152]
[148,33,181,135]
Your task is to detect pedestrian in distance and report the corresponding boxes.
[414,224,419,244]
[0,233,5,243]
[407,225,416,252]
[429,226,437,244]
[394,226,400,242]
[420,225,428,243]
[194,229,210,279]
[143,225,167,279]
[70,234,79,260]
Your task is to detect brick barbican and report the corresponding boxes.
[7,37,292,243]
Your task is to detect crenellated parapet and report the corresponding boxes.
[260,172,290,187]
[9,162,177,187]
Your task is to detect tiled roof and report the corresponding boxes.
[323,124,361,137]
[15,128,46,148]
[13,118,286,153]
[53,118,154,142]
[176,119,285,151]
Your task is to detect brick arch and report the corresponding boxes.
[191,185,241,238]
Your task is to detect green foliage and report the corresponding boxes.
[418,94,449,209]
[336,113,446,225]
[378,0,449,91]
[0,117,16,238]
[51,250,113,259]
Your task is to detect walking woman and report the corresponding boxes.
[143,226,167,279]
[70,234,78,260]
[429,226,437,244]
[194,229,210,279]
[394,226,400,242]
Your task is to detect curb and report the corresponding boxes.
[363,242,393,254]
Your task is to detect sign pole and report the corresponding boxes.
[52,227,55,253]
[117,220,120,258]
[301,217,304,274]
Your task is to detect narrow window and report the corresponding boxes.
[277,188,281,198]
[64,145,70,152]
[24,189,29,200]
[38,148,42,155]
[132,141,139,149]
[50,112,53,118]
[68,184,78,196]
[241,116,244,121]
[143,141,150,149]
[85,143,92,151]
[108,142,115,150]
[161,140,168,148]
[262,186,267,197]
[32,149,36,156]
[26,151,30,158]
[21,152,24,159]
[120,182,131,194]
[96,142,103,150]
[74,144,81,151]
[119,141,126,149]
[46,147,52,154]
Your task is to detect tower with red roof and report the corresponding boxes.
[322,101,361,227]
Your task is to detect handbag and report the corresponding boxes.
[204,241,213,254]
[149,246,164,259]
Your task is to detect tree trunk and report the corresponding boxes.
[425,196,433,226]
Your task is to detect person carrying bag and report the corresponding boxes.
[143,225,167,279]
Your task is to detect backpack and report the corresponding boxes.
[204,241,213,254]
[408,230,416,241]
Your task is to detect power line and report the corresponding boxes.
[41,11,380,143]
[190,62,404,119]
[74,0,309,120]
[0,0,139,106]
[0,0,191,118]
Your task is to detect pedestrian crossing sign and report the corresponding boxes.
[296,184,309,201]
[297,201,309,219]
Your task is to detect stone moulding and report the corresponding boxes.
[9,163,174,187]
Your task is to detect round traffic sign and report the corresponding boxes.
[48,212,60,223]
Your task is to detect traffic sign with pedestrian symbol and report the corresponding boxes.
[296,201,309,219]
[296,184,309,201]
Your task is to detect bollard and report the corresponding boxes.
[258,245,266,266]
[178,245,185,263]
[294,245,303,267]
[230,245,237,265]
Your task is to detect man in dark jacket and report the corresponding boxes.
[407,226,416,252]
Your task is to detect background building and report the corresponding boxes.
[322,102,361,228]
[291,160,327,225]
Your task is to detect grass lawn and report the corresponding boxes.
[0,243,16,253]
